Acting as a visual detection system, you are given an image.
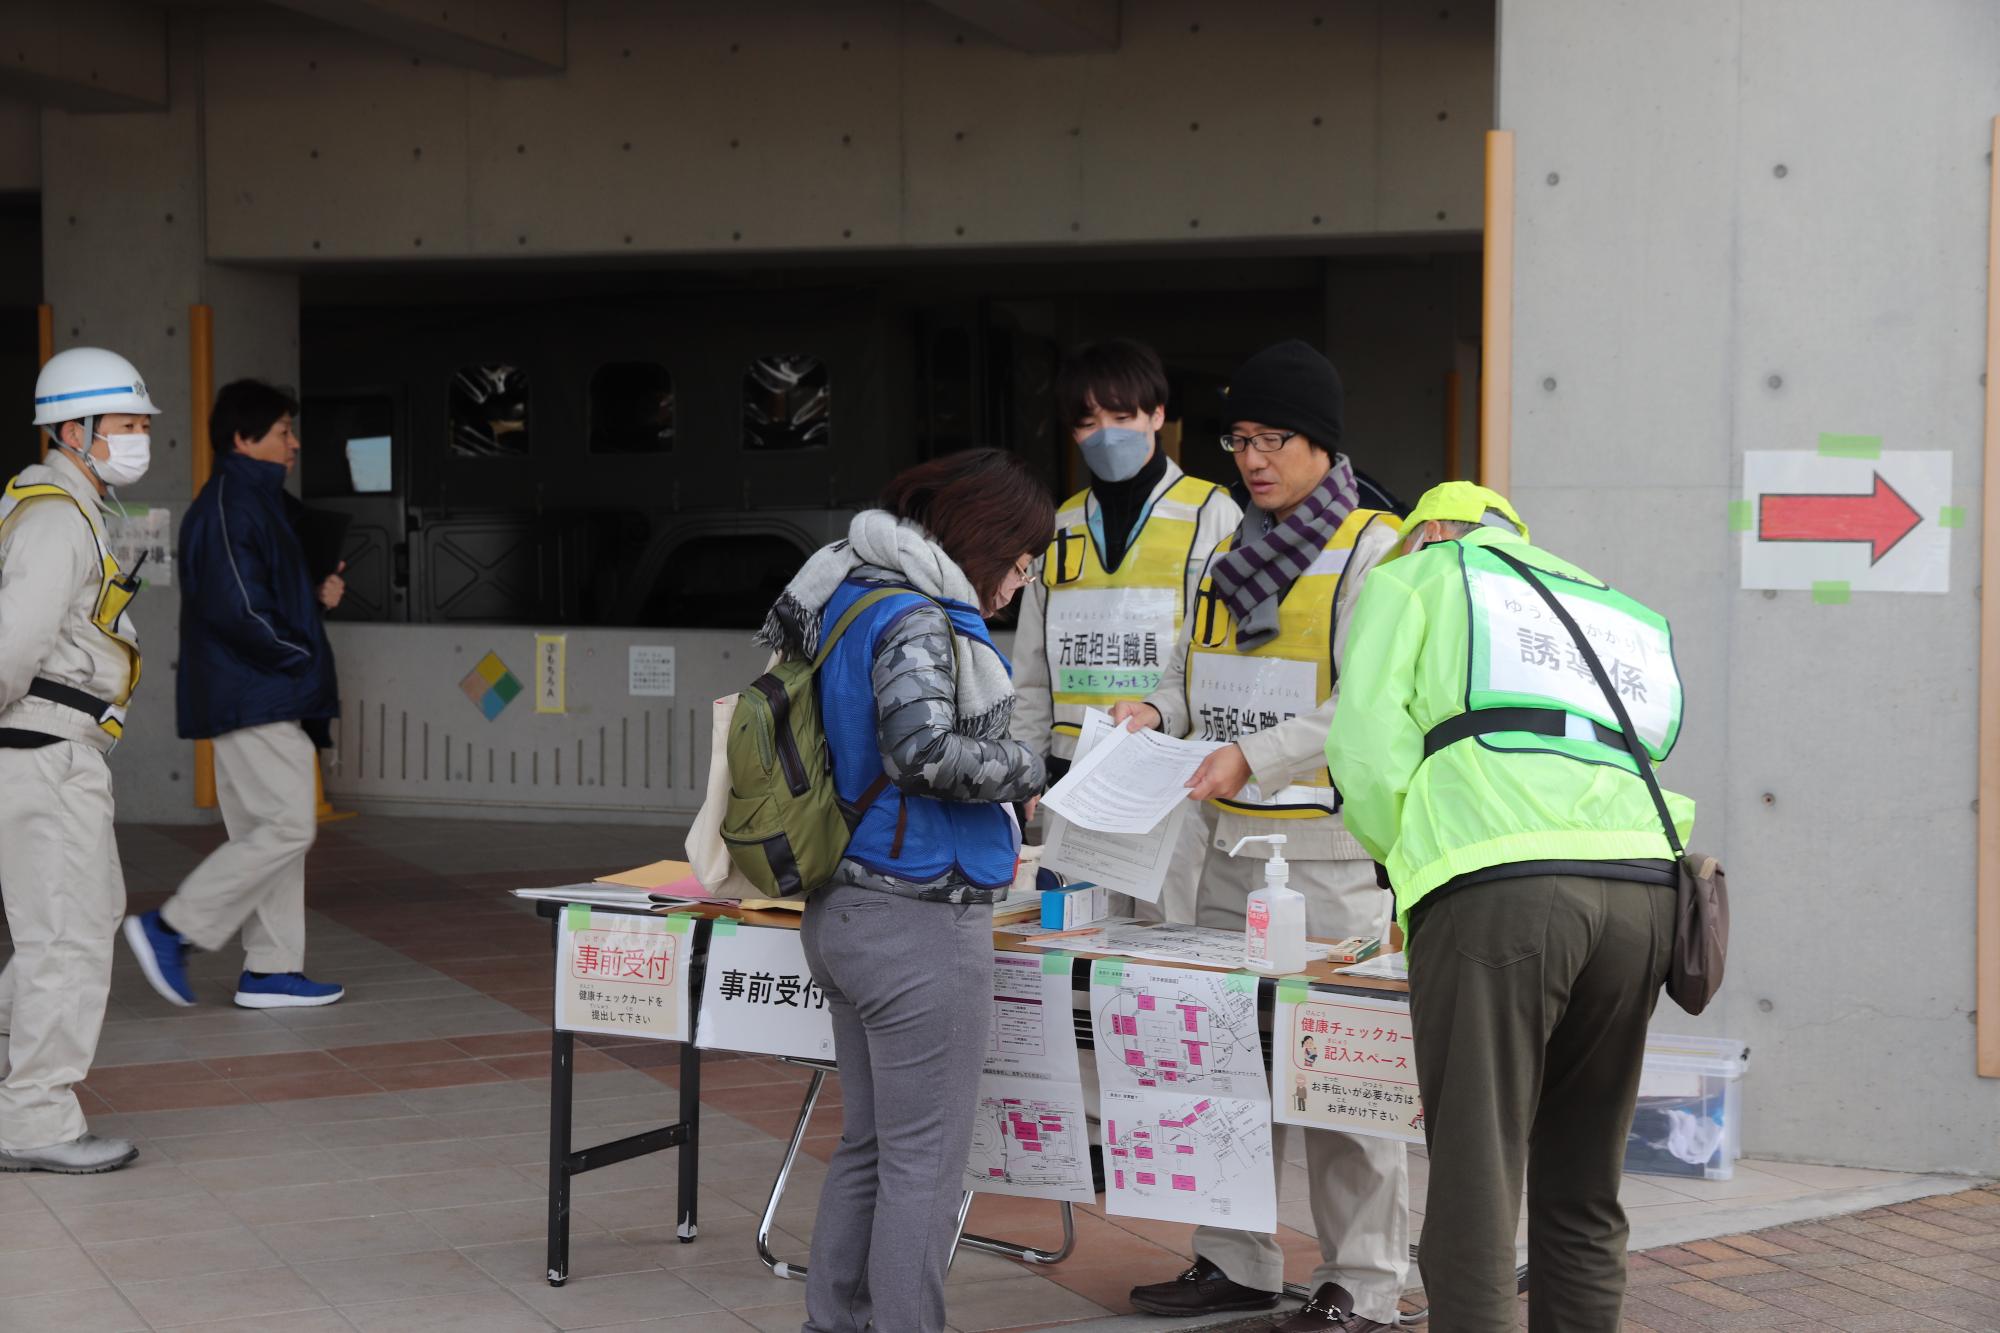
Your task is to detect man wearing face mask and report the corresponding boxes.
[1011,339,1240,924]
[0,347,159,1172]
[124,380,345,1011]
[1114,340,1409,1331]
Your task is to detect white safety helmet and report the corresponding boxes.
[32,347,161,427]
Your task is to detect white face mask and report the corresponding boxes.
[90,432,152,488]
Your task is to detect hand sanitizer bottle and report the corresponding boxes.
[1231,835,1306,974]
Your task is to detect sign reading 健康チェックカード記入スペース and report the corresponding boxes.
[1740,448,1951,594]
[554,906,692,1042]
[695,923,836,1062]
[1273,983,1423,1144]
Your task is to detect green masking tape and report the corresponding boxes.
[1817,433,1881,460]
[1092,958,1125,987]
[1728,500,1754,532]
[1041,951,1073,975]
[564,903,590,932]
[663,914,694,934]
[1941,506,1966,529]
[1224,971,1257,994]
[1277,976,1311,1005]
[1812,580,1851,605]
[711,917,738,936]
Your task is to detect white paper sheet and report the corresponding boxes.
[1040,722,1221,834]
[1336,951,1410,981]
[1039,710,1196,903]
[1089,960,1276,1230]
[1273,988,1422,1143]
[514,884,667,909]
[1012,920,1334,970]
[695,924,836,1062]
[963,951,1095,1203]
[553,907,692,1042]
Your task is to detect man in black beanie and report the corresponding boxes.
[1111,340,1410,1330]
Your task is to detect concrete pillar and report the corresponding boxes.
[40,12,298,823]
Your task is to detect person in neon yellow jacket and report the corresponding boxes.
[1327,481,1695,1333]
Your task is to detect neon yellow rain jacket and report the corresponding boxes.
[1327,526,1695,935]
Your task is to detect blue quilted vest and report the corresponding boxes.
[817,578,1020,890]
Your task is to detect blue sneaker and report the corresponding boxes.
[232,972,344,1009]
[122,911,195,1007]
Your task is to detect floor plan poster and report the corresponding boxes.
[965,951,1095,1203]
[554,906,692,1043]
[1089,959,1276,1230]
[1273,984,1423,1145]
[694,923,836,1062]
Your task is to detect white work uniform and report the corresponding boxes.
[1141,508,1410,1322]
[0,451,134,1151]
[1012,460,1239,923]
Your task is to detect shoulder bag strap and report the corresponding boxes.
[1487,548,1684,860]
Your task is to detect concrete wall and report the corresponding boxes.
[1499,0,2000,1173]
[40,17,299,824]
[198,0,1492,261]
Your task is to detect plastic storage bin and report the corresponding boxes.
[1623,1034,1749,1181]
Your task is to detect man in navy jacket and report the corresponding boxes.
[124,381,345,1009]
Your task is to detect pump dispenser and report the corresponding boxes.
[1230,834,1307,974]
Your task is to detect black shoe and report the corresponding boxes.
[1128,1257,1280,1316]
[1274,1282,1397,1331]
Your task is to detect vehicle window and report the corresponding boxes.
[743,354,830,450]
[450,363,531,457]
[638,533,810,628]
[590,362,675,454]
[300,394,396,498]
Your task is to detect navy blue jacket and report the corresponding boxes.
[176,453,340,742]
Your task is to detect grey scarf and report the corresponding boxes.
[756,509,1017,736]
[1209,453,1361,650]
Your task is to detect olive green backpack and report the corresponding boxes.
[720,587,916,898]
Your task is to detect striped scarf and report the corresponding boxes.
[1209,454,1361,650]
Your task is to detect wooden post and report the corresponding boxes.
[35,304,52,459]
[1978,118,2000,1077]
[190,305,218,811]
[1480,130,1515,494]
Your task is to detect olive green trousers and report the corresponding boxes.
[1408,874,1675,1333]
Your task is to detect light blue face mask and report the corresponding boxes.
[1079,425,1153,483]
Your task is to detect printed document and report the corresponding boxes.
[1040,710,1196,903]
[1090,960,1276,1230]
[963,951,1095,1203]
[1040,712,1221,834]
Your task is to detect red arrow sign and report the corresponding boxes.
[1758,472,1921,565]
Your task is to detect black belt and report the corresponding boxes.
[1423,706,1623,759]
[27,677,117,722]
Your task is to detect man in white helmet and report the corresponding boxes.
[0,346,158,1173]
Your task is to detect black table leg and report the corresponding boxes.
[547,1027,575,1286]
[676,1035,701,1243]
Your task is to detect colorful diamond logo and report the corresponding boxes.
[460,651,523,721]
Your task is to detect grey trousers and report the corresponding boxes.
[1408,875,1676,1333]
[799,881,992,1333]
[0,743,123,1150]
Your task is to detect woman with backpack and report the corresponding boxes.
[755,448,1055,1333]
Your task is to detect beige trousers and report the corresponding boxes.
[0,742,124,1150]
[1191,844,1410,1322]
[163,721,316,974]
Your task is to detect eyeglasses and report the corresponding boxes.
[1007,556,1035,584]
[1219,430,1300,454]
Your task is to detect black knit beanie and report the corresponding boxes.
[1220,339,1343,452]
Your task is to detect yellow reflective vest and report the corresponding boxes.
[1038,473,1235,750]
[1185,507,1402,818]
[0,478,144,741]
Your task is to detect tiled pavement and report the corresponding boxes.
[0,814,1987,1331]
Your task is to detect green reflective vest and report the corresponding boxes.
[1326,527,1695,935]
